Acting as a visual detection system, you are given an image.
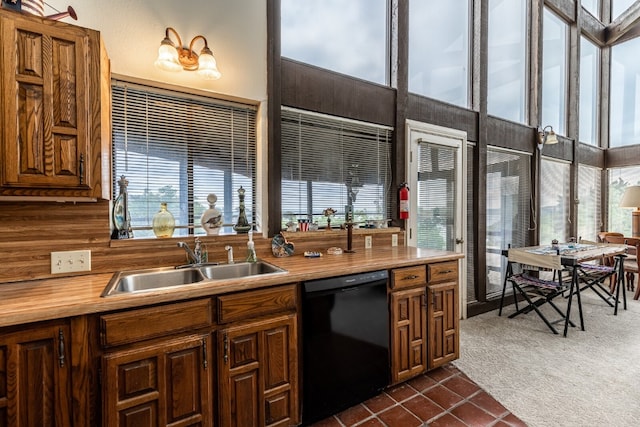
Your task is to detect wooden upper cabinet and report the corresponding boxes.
[0,9,110,200]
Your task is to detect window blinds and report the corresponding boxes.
[577,165,602,242]
[280,107,393,228]
[111,81,257,237]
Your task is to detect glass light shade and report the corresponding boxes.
[620,186,640,208]
[197,50,221,80]
[154,43,182,72]
[545,130,558,145]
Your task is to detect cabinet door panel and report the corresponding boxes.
[263,326,289,389]
[219,314,298,427]
[119,403,157,427]
[390,288,427,384]
[103,334,211,427]
[0,10,109,199]
[0,322,71,427]
[231,371,259,427]
[166,346,203,423]
[427,282,459,370]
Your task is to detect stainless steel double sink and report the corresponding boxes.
[101,261,286,297]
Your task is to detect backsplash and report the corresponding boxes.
[0,201,404,283]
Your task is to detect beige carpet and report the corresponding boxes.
[453,289,640,427]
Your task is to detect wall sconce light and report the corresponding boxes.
[620,185,640,237]
[537,125,558,151]
[154,27,221,80]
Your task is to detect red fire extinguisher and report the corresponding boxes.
[399,183,409,220]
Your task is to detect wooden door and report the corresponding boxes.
[427,282,459,369]
[218,313,298,427]
[102,334,212,427]
[390,287,427,384]
[0,321,72,426]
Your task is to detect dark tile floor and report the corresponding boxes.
[310,364,527,427]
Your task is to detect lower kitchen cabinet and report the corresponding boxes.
[216,284,299,427]
[102,333,212,427]
[390,287,427,384]
[0,320,72,426]
[427,281,459,369]
[390,261,460,383]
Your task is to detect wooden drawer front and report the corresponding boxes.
[428,261,458,284]
[101,299,213,347]
[391,265,427,289]
[217,284,297,324]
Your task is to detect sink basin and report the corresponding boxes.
[101,261,287,297]
[200,261,286,280]
[101,267,205,296]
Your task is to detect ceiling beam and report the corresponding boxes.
[606,0,640,45]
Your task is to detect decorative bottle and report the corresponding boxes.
[152,202,175,238]
[233,186,252,233]
[200,193,223,235]
[111,175,133,239]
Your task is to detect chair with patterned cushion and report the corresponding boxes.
[499,250,575,335]
[602,234,637,293]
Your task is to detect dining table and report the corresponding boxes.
[507,242,628,336]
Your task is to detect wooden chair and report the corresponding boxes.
[598,231,624,243]
[602,235,639,294]
[623,238,640,300]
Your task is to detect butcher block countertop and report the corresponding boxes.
[0,246,463,328]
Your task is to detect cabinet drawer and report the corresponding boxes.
[217,284,297,324]
[100,298,213,347]
[428,261,458,284]
[390,265,427,289]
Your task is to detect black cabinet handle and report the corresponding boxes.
[58,328,65,368]
[223,334,229,364]
[202,337,208,370]
[79,153,84,185]
[403,274,418,280]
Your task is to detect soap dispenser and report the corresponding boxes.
[246,231,258,263]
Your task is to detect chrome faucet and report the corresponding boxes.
[178,238,203,265]
[225,245,234,264]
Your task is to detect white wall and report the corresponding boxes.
[46,0,267,103]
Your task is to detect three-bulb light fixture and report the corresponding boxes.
[154,27,221,80]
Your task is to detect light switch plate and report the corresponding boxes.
[51,250,92,274]
[391,234,398,247]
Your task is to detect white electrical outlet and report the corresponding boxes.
[51,250,92,274]
[391,234,398,247]
[364,235,372,249]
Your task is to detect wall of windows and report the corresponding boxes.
[280,0,388,85]
[577,165,602,241]
[485,148,531,296]
[542,8,568,135]
[540,158,571,244]
[487,0,528,123]
[582,0,600,19]
[408,0,469,107]
[610,37,640,147]
[580,37,600,145]
[608,166,640,235]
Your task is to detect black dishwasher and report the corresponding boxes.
[301,270,389,425]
